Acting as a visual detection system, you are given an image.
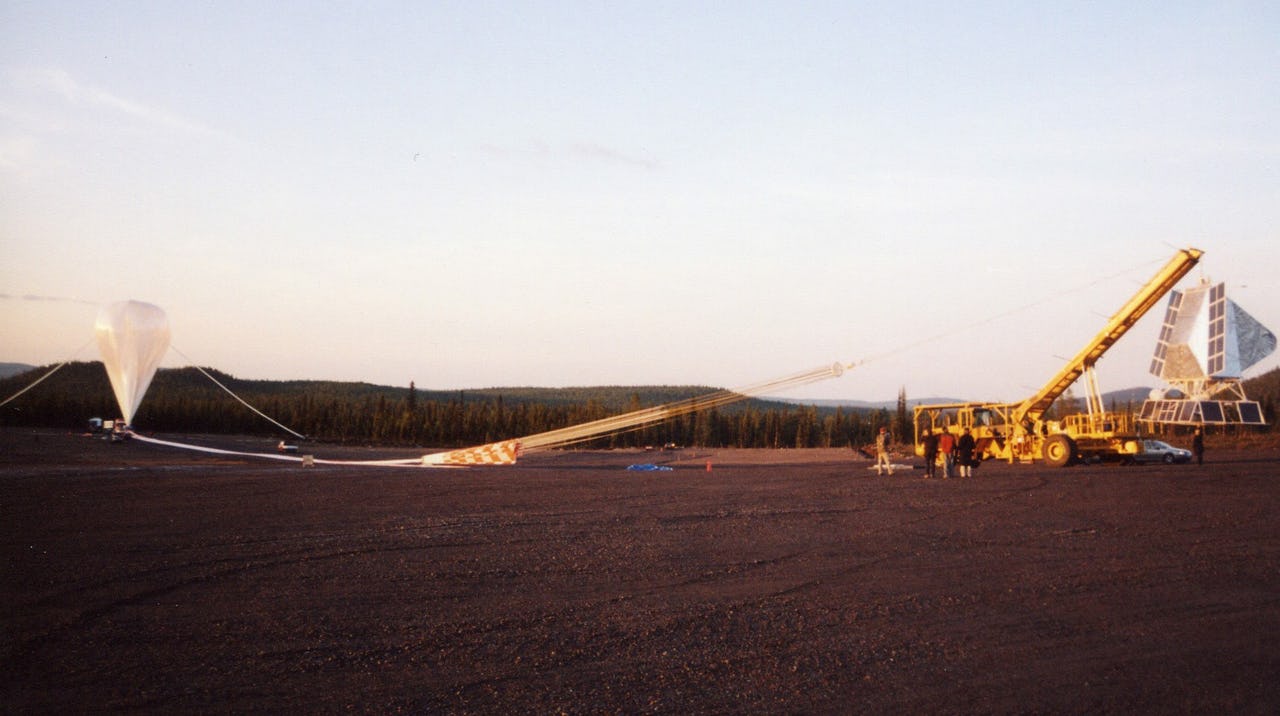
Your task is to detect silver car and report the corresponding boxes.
[1133,439,1193,464]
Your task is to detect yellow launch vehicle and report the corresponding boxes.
[913,247,1202,467]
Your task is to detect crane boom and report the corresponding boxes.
[1011,247,1202,428]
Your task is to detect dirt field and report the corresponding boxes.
[3,428,1279,714]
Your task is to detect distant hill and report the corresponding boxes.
[0,361,838,420]
[0,361,886,448]
[794,397,967,411]
[1244,366,1280,410]
[140,367,790,414]
[786,387,1155,411]
[1101,386,1158,404]
[0,362,35,379]
[4,360,1275,434]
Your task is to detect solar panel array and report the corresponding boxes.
[1137,399,1266,425]
[1142,282,1272,426]
[1207,282,1227,376]
[1149,290,1182,378]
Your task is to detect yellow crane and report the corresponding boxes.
[914,247,1203,467]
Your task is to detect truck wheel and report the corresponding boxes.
[1043,434,1077,468]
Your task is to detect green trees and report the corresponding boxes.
[0,362,892,449]
[895,386,911,443]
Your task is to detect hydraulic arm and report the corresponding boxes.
[1011,247,1202,431]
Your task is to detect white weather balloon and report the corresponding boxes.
[95,301,171,425]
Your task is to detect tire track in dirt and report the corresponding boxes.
[3,523,553,677]
[750,474,1058,599]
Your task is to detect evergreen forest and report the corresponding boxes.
[0,362,896,450]
[3,362,1275,450]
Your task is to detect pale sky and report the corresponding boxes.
[3,1,1278,403]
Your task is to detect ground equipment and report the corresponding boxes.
[914,247,1202,467]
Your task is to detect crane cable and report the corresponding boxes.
[169,345,308,440]
[516,362,846,454]
[851,256,1167,369]
[0,338,95,411]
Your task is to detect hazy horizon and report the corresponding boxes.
[5,3,1278,404]
[1,356,1173,408]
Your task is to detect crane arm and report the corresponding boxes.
[1012,247,1203,429]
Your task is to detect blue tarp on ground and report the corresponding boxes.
[626,463,674,472]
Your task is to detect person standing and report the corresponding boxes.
[956,427,976,478]
[1193,428,1205,466]
[921,428,939,479]
[875,427,894,476]
[937,429,956,479]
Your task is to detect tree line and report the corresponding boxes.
[6,362,1274,449]
[0,362,895,450]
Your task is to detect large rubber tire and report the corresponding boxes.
[1043,434,1077,468]
[1163,453,1174,464]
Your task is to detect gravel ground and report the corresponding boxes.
[3,428,1279,713]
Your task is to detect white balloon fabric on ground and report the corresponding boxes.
[95,301,170,425]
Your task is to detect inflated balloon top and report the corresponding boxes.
[95,301,171,426]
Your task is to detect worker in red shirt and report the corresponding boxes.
[937,429,957,479]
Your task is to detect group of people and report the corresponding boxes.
[874,426,977,478]
[920,427,977,478]
[874,426,1208,475]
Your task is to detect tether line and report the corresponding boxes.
[853,256,1166,368]
[169,345,308,440]
[0,338,95,410]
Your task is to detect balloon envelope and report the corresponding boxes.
[95,301,170,425]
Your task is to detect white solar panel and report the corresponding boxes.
[1207,283,1226,375]
[1143,281,1273,426]
[1149,290,1181,378]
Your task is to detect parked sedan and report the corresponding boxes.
[1132,439,1193,464]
